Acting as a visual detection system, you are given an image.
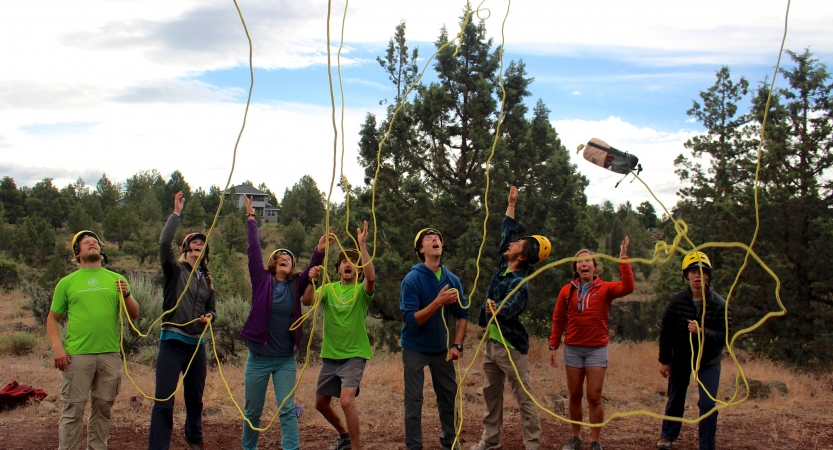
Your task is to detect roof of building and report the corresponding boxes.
[226,185,265,195]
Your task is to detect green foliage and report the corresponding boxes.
[0,258,21,290]
[39,253,67,287]
[210,236,251,300]
[0,331,39,356]
[11,216,55,263]
[280,219,308,257]
[120,273,163,352]
[670,51,833,367]
[25,282,55,325]
[124,223,162,266]
[221,213,246,253]
[66,203,95,234]
[26,178,70,229]
[181,195,206,229]
[207,294,250,363]
[352,16,594,336]
[103,204,141,250]
[0,176,25,224]
[94,174,121,215]
[279,175,326,228]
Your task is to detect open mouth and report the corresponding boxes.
[580,268,591,275]
[432,244,440,250]
[278,261,288,268]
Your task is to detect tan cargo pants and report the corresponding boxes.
[59,353,122,450]
[480,340,541,450]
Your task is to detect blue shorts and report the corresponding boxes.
[563,344,608,368]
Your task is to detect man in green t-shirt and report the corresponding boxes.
[303,220,375,450]
[46,231,140,450]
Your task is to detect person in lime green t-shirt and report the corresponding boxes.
[303,220,375,450]
[47,231,139,450]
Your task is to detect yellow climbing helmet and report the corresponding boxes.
[523,235,552,265]
[681,251,711,273]
[413,228,444,261]
[71,230,101,256]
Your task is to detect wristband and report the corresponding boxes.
[549,346,557,351]
[451,343,463,352]
[246,212,256,218]
[124,291,131,298]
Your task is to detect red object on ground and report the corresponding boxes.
[0,380,47,409]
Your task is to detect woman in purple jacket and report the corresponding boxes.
[239,195,333,450]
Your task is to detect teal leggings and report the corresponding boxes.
[242,352,299,450]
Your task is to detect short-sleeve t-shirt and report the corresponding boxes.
[316,282,374,360]
[50,268,129,355]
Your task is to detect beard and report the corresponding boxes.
[80,250,102,264]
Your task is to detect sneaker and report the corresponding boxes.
[589,442,603,450]
[183,434,207,450]
[329,436,352,450]
[562,436,582,450]
[469,440,502,450]
[656,437,673,449]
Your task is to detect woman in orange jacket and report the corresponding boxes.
[548,237,634,450]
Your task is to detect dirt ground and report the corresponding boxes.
[2,401,832,449]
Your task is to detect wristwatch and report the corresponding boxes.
[451,343,463,352]
[548,346,557,351]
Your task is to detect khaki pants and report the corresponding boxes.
[480,340,541,450]
[59,353,122,450]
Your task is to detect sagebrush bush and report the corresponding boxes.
[209,294,250,363]
[25,282,55,325]
[0,331,39,355]
[121,273,163,353]
[0,258,21,291]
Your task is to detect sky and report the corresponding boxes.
[1,0,832,215]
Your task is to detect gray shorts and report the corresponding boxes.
[316,357,366,398]
[563,344,608,368]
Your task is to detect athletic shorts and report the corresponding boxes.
[316,357,366,398]
[563,344,608,368]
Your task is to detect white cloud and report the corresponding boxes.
[572,91,581,95]
[553,116,700,214]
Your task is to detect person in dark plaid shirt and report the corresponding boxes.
[470,186,552,450]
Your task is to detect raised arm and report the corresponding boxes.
[506,185,517,219]
[159,193,184,266]
[356,220,375,295]
[608,236,635,298]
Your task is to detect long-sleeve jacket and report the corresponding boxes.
[477,215,533,354]
[240,219,323,353]
[658,288,731,367]
[159,214,217,338]
[548,261,634,349]
[400,264,469,353]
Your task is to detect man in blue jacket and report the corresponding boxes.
[470,186,551,450]
[400,227,469,450]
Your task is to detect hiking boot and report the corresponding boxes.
[442,443,462,450]
[329,436,352,450]
[469,440,502,450]
[183,434,206,450]
[656,437,673,449]
[589,442,603,450]
[562,436,582,450]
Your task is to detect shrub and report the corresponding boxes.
[0,258,21,291]
[208,294,250,363]
[25,282,55,325]
[121,273,163,353]
[0,331,39,356]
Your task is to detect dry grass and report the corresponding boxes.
[2,288,832,449]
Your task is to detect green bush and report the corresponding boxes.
[121,273,163,353]
[25,283,55,325]
[0,258,21,291]
[208,294,251,363]
[0,331,39,355]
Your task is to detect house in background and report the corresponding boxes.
[225,185,280,223]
